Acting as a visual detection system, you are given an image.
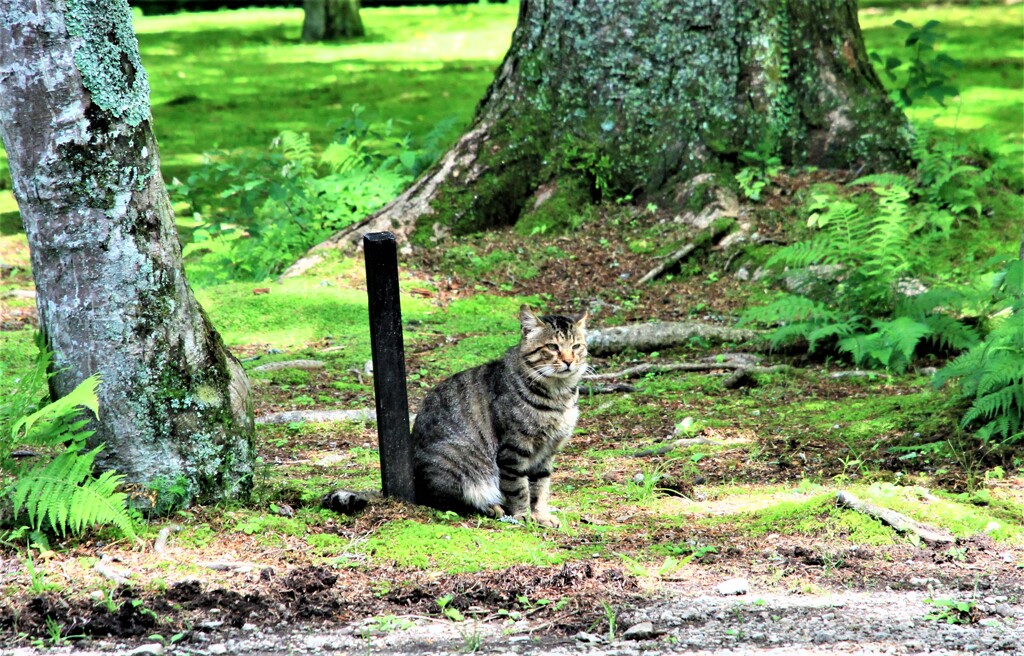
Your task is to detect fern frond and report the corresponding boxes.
[321,138,368,176]
[276,130,316,169]
[11,375,100,442]
[920,313,980,351]
[849,173,914,189]
[11,444,137,540]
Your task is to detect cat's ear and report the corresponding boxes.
[572,310,589,330]
[520,304,542,336]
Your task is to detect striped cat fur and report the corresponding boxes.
[411,305,588,528]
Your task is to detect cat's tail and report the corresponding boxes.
[414,468,501,517]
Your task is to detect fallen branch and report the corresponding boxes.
[252,360,325,372]
[637,219,736,284]
[584,362,789,381]
[586,322,767,356]
[835,491,955,545]
[580,383,637,394]
[198,561,259,573]
[154,524,181,555]
[94,555,130,584]
[256,408,382,425]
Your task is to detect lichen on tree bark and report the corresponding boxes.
[0,0,254,508]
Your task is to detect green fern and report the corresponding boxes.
[743,172,987,371]
[173,106,443,284]
[838,316,932,371]
[911,125,990,218]
[12,443,135,539]
[275,130,317,169]
[2,349,137,540]
[934,259,1024,446]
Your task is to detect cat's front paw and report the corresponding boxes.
[531,511,561,528]
[486,504,506,519]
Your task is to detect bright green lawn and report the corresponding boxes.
[0,3,517,218]
[135,4,516,178]
[860,5,1024,141]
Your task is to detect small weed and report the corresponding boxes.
[459,622,484,653]
[601,601,617,642]
[924,598,979,624]
[23,551,58,594]
[437,594,466,622]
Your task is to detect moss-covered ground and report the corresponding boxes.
[0,0,1022,648]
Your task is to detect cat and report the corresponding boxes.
[411,305,588,528]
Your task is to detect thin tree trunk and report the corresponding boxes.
[0,0,254,507]
[288,0,911,267]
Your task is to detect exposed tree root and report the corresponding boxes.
[257,409,381,425]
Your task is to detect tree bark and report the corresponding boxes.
[303,0,365,42]
[299,0,911,259]
[0,0,254,507]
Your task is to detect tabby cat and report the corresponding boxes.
[411,305,588,528]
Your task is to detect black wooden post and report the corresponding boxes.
[363,232,416,503]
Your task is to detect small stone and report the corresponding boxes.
[197,620,224,630]
[716,578,749,595]
[632,472,646,484]
[678,608,705,621]
[984,521,1001,533]
[574,631,606,644]
[127,644,164,656]
[907,577,939,590]
[208,644,228,655]
[993,604,1019,618]
[622,621,657,640]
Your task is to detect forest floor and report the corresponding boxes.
[0,2,1022,654]
[1,192,1023,654]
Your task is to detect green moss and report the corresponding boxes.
[860,484,1023,543]
[719,494,899,545]
[361,519,566,572]
[65,0,151,127]
[514,178,592,236]
[306,532,354,556]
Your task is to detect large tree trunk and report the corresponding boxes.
[302,0,365,42]
[0,0,254,507]
[290,0,911,268]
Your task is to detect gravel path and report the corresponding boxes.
[4,585,1020,656]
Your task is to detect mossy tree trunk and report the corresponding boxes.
[302,0,365,41]
[0,0,254,507]
[295,0,911,261]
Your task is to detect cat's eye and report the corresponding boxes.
[545,343,559,351]
[572,343,584,350]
